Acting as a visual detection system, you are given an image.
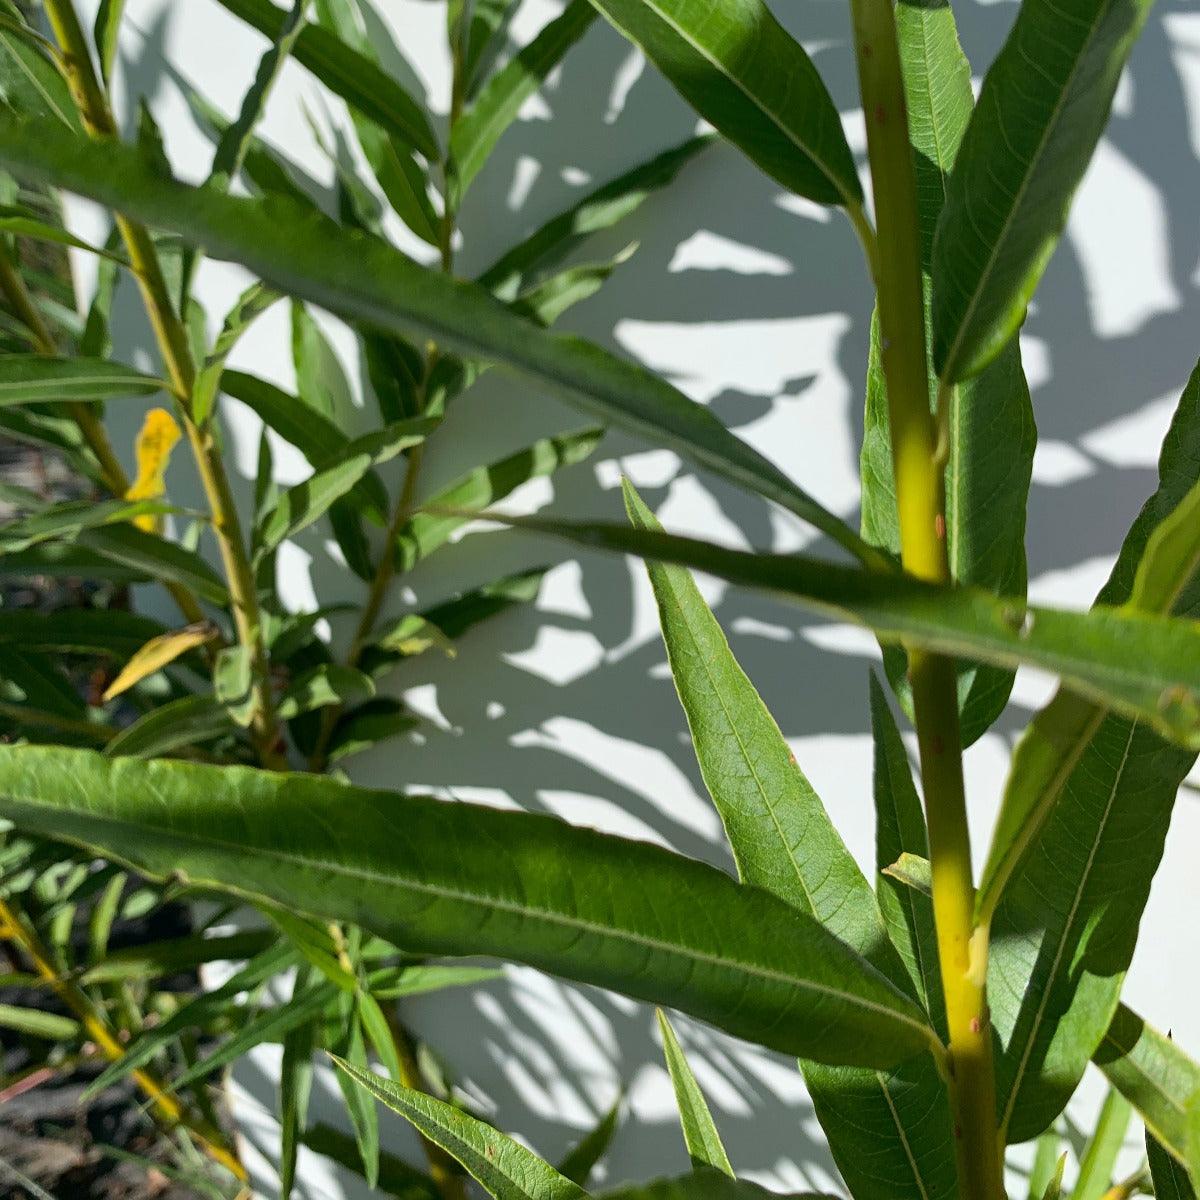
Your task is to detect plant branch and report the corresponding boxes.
[847,1,1002,1196]
[43,0,283,768]
[0,896,246,1182]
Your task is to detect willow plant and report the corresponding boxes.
[0,0,1197,1198]
[0,0,701,1193]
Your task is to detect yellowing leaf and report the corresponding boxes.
[102,623,215,702]
[125,407,181,531]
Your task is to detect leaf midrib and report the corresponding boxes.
[938,0,1113,384]
[5,790,934,1043]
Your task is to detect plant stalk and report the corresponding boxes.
[43,0,283,768]
[0,897,246,1182]
[847,1,1002,1197]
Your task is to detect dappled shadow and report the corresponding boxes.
[83,0,1200,1193]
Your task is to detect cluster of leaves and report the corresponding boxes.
[0,0,1197,1198]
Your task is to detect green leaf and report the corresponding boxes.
[279,982,317,1199]
[0,498,175,553]
[869,676,943,1033]
[1,650,84,719]
[396,428,603,569]
[931,0,1155,383]
[276,663,375,719]
[257,420,431,553]
[655,1009,732,1176]
[1147,1127,1197,1200]
[85,940,295,1096]
[981,360,1200,1141]
[212,0,438,158]
[0,1002,80,1041]
[78,523,231,608]
[479,135,711,300]
[0,213,128,262]
[555,1095,622,1188]
[511,245,637,327]
[333,1004,381,1189]
[0,745,940,1069]
[209,0,308,192]
[0,608,169,658]
[1072,1088,1132,1200]
[301,1121,438,1199]
[483,510,1200,751]
[104,695,235,759]
[221,368,389,522]
[0,15,80,130]
[1095,1004,1200,1172]
[626,481,954,1200]
[0,113,877,566]
[450,0,596,197]
[93,0,126,83]
[600,1173,837,1200]
[586,0,860,210]
[331,1055,586,1200]
[370,614,457,661]
[1028,1128,1062,1200]
[368,963,505,1001]
[419,566,547,639]
[82,929,276,983]
[326,697,419,762]
[860,0,1035,745]
[192,281,280,425]
[0,355,163,405]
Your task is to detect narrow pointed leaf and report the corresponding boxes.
[600,1173,837,1200]
[479,135,711,300]
[212,0,438,158]
[78,523,231,607]
[301,1122,438,1199]
[450,0,596,196]
[331,1056,586,1200]
[626,483,954,1200]
[0,15,80,130]
[1028,1129,1061,1200]
[192,281,280,424]
[276,663,374,719]
[334,1007,380,1189]
[0,745,939,1069]
[0,1003,80,1041]
[0,113,877,565]
[481,510,1200,750]
[398,428,603,569]
[0,608,169,657]
[0,497,176,552]
[104,695,235,759]
[932,0,1155,382]
[326,697,419,762]
[1095,1004,1200,1171]
[587,0,860,209]
[0,355,163,405]
[987,364,1200,1141]
[655,1009,732,1175]
[1073,1089,1132,1200]
[94,0,126,82]
[279,999,317,1198]
[1147,1128,1197,1200]
[555,1095,622,1187]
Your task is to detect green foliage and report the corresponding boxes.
[0,0,1196,1197]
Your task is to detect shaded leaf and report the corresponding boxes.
[655,1009,732,1175]
[0,355,163,405]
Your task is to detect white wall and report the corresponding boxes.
[69,0,1200,1195]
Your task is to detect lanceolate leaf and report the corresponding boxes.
[479,135,712,300]
[626,483,954,1200]
[0,114,876,565]
[860,0,1035,745]
[78,523,231,608]
[556,1095,622,1187]
[192,281,280,425]
[601,1174,838,1200]
[0,355,164,405]
[331,1057,586,1200]
[450,0,596,196]
[396,428,603,569]
[0,745,940,1069]
[932,0,1155,383]
[1094,1004,1200,1171]
[655,1009,733,1176]
[483,510,1200,750]
[586,0,861,210]
[1147,1127,1198,1200]
[103,695,235,759]
[1072,1089,1132,1200]
[986,363,1200,1142]
[212,0,439,159]
[101,624,217,701]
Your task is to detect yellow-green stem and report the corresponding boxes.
[0,897,246,1182]
[847,1,1002,1196]
[44,0,283,768]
